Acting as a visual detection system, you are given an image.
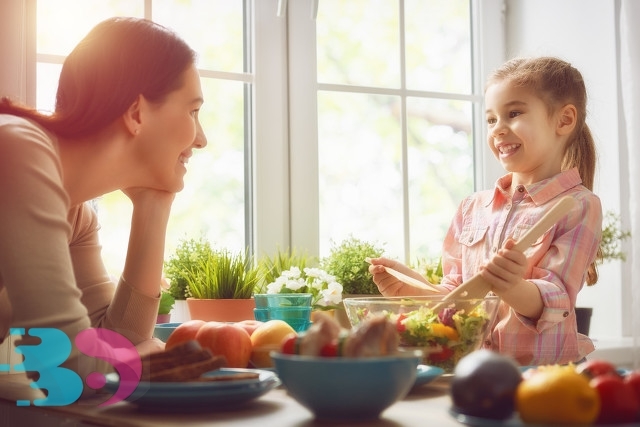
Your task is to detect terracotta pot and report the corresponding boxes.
[186,297,256,322]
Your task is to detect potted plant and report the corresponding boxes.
[321,236,385,327]
[576,210,631,335]
[166,236,260,322]
[164,236,214,322]
[156,290,175,324]
[255,248,313,294]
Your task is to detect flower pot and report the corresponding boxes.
[576,307,593,336]
[186,297,256,322]
[156,313,171,324]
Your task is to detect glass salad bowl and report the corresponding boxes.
[342,295,500,373]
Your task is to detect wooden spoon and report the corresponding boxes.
[433,195,577,311]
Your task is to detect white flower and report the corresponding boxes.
[266,266,343,310]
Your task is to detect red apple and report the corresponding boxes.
[165,319,206,350]
[575,359,618,379]
[236,320,264,336]
[196,322,252,368]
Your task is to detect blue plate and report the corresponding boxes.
[413,364,445,387]
[103,368,280,410]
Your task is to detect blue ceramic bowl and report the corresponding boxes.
[153,322,182,342]
[271,351,421,421]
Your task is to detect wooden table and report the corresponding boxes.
[0,372,466,426]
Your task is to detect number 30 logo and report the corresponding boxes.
[2,327,141,407]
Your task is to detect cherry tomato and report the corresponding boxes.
[396,313,408,333]
[320,342,338,357]
[591,373,640,424]
[280,333,300,354]
[427,346,453,363]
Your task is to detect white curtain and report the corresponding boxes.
[619,0,640,369]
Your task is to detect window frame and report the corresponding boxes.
[287,0,506,262]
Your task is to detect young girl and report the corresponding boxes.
[0,17,206,390]
[369,57,602,366]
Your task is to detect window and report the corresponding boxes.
[288,0,499,265]
[30,0,499,275]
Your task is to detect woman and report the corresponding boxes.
[0,17,206,391]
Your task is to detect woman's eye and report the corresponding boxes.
[191,109,200,117]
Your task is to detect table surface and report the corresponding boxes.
[0,372,473,427]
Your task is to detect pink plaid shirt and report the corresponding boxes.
[440,168,602,365]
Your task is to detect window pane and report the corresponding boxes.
[318,91,404,256]
[316,0,400,88]
[168,78,247,251]
[37,0,143,55]
[405,0,472,94]
[152,0,245,73]
[406,97,474,261]
[35,63,61,113]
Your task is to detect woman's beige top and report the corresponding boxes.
[0,114,159,385]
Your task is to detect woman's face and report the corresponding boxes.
[135,64,207,192]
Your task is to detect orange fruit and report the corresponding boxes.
[516,365,600,424]
[249,320,296,367]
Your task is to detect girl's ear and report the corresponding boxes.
[122,95,143,136]
[557,104,577,135]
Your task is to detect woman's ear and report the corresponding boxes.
[557,104,577,135]
[122,95,143,136]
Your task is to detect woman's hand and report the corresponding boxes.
[136,337,166,358]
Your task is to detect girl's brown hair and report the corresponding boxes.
[487,57,600,285]
[1,17,196,138]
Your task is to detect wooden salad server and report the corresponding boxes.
[433,195,577,311]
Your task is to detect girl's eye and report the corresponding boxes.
[509,111,521,118]
[486,117,497,125]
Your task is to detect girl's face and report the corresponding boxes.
[484,80,565,185]
[135,64,207,192]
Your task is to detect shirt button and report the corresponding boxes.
[563,311,569,318]
[484,340,491,346]
[505,204,511,210]
[518,186,525,193]
[492,247,497,253]
[468,237,473,243]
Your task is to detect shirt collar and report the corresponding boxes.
[487,168,583,207]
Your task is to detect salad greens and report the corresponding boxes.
[356,302,491,372]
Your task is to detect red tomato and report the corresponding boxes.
[427,346,453,363]
[591,373,640,424]
[280,334,300,354]
[396,313,408,333]
[576,359,618,379]
[320,342,338,357]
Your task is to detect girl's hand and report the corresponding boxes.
[479,238,527,293]
[369,257,430,296]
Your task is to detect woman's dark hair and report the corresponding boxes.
[1,17,196,138]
